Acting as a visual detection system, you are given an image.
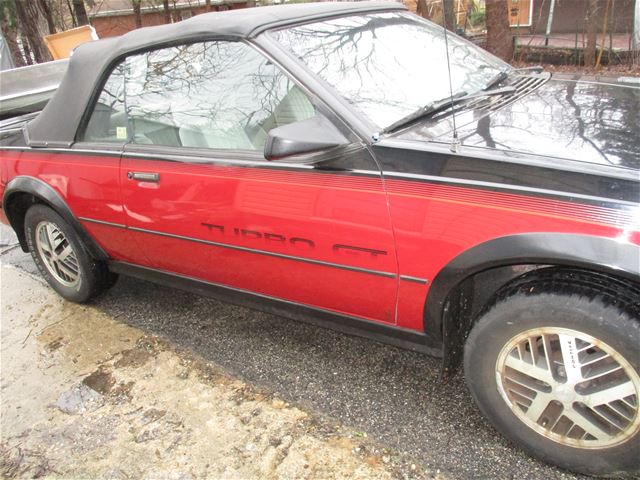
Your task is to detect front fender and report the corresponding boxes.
[425,233,640,377]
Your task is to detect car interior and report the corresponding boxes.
[84,85,315,153]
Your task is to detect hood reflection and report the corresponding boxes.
[398,76,640,171]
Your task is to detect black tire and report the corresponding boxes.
[464,289,640,477]
[24,204,117,303]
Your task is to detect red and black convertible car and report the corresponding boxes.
[1,2,638,475]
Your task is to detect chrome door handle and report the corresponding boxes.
[128,172,160,182]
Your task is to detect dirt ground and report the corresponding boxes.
[0,264,437,480]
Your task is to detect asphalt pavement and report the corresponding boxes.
[2,243,590,480]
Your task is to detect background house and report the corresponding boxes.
[410,0,636,58]
[410,0,635,34]
[511,0,636,53]
[88,0,250,38]
[511,0,635,34]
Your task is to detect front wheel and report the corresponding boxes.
[464,288,640,477]
[25,204,117,302]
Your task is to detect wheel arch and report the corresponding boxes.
[425,233,640,378]
[2,176,108,260]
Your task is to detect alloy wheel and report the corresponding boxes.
[496,327,640,448]
[35,221,81,288]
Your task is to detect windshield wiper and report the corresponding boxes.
[484,65,545,90]
[483,68,510,90]
[383,86,516,134]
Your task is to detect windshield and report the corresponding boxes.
[271,12,509,129]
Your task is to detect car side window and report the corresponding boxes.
[83,64,127,142]
[83,41,316,151]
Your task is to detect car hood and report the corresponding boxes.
[395,74,640,171]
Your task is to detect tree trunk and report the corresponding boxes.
[632,0,639,64]
[66,0,77,28]
[132,0,142,28]
[162,0,170,23]
[13,0,51,63]
[38,0,56,34]
[584,0,599,66]
[442,0,456,31]
[0,14,26,67]
[485,0,513,61]
[595,0,612,68]
[416,0,428,19]
[21,32,34,65]
[205,0,212,12]
[72,0,89,26]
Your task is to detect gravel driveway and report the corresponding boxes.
[1,238,589,479]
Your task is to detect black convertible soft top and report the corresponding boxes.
[26,1,405,147]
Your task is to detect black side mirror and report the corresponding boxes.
[264,115,349,161]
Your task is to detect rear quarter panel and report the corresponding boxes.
[0,148,135,262]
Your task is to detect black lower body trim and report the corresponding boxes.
[109,261,443,357]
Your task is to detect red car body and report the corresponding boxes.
[1,146,637,337]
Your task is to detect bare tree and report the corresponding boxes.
[21,32,33,64]
[132,0,142,28]
[33,0,75,31]
[72,0,89,26]
[416,0,455,31]
[66,0,77,27]
[162,0,171,24]
[442,0,456,31]
[13,0,51,63]
[37,0,56,34]
[416,0,429,20]
[634,0,639,64]
[485,0,513,61]
[584,0,599,66]
[0,0,26,67]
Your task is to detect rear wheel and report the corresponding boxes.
[464,289,640,476]
[25,204,117,302]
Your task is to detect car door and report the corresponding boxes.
[112,40,398,324]
[55,63,134,262]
